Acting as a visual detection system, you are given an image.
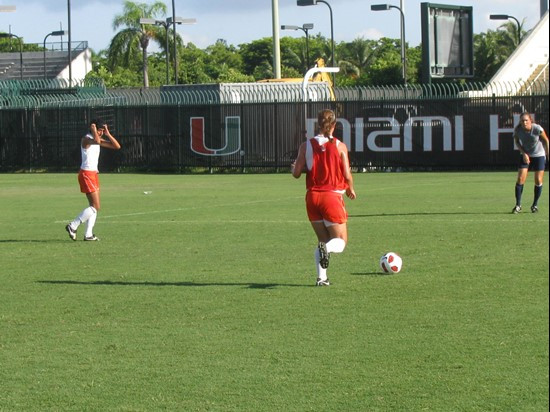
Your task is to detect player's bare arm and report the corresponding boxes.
[291,142,306,179]
[540,130,549,158]
[99,124,121,150]
[514,134,530,163]
[339,143,356,199]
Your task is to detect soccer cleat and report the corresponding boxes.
[531,205,538,213]
[511,205,522,214]
[318,242,330,269]
[65,224,77,241]
[316,277,330,286]
[83,235,100,241]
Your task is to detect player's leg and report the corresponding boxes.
[513,167,528,213]
[310,220,331,285]
[325,222,348,252]
[321,193,348,252]
[531,158,545,212]
[83,191,100,240]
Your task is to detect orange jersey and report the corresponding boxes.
[305,136,347,193]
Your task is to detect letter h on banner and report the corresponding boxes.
[490,114,525,151]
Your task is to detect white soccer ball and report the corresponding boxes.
[379,252,402,274]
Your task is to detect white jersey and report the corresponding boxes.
[516,123,546,157]
[80,133,101,171]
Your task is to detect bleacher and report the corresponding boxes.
[487,11,549,95]
[0,50,71,80]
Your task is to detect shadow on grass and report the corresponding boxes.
[350,272,392,277]
[349,211,509,218]
[0,239,67,243]
[36,280,310,289]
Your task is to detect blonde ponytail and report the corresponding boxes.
[317,109,336,139]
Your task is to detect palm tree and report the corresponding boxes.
[108,0,167,87]
[338,38,377,80]
[496,20,527,49]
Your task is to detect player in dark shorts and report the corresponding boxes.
[511,113,549,213]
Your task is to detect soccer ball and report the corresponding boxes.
[379,252,402,274]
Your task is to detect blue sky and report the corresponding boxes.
[0,0,546,52]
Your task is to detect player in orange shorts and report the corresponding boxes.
[292,109,356,286]
[65,118,121,241]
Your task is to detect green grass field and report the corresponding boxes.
[0,172,548,411]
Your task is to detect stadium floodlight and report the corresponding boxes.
[371,4,407,85]
[43,30,68,80]
[167,17,196,25]
[281,23,314,70]
[139,18,158,25]
[490,14,521,44]
[139,17,196,84]
[296,0,335,83]
[0,5,16,12]
[370,4,390,11]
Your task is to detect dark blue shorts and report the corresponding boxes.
[519,155,547,171]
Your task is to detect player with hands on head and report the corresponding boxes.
[292,109,356,286]
[66,118,121,241]
[512,112,549,214]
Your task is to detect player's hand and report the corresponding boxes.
[346,188,356,200]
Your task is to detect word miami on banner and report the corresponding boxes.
[190,116,241,156]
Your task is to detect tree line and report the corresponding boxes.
[0,0,526,88]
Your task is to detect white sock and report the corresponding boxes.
[326,238,346,254]
[71,206,95,229]
[314,247,327,280]
[85,207,97,237]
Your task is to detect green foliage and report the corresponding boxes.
[107,0,168,87]
[0,38,44,52]
[86,65,141,88]
[91,13,522,87]
[472,21,526,82]
[0,172,548,410]
[239,37,273,78]
[364,38,403,85]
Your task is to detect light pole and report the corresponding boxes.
[281,23,314,71]
[0,32,23,80]
[170,1,196,84]
[43,30,67,80]
[67,0,72,86]
[297,0,335,83]
[140,17,195,85]
[490,14,522,44]
[371,4,407,85]
[272,0,281,79]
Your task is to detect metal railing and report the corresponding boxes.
[0,78,548,109]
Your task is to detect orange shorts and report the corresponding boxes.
[305,190,347,224]
[78,169,99,194]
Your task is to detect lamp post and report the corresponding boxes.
[67,0,72,86]
[371,4,407,85]
[0,32,23,80]
[490,14,521,44]
[43,30,67,80]
[297,0,335,83]
[170,1,196,84]
[281,23,314,71]
[140,17,195,85]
